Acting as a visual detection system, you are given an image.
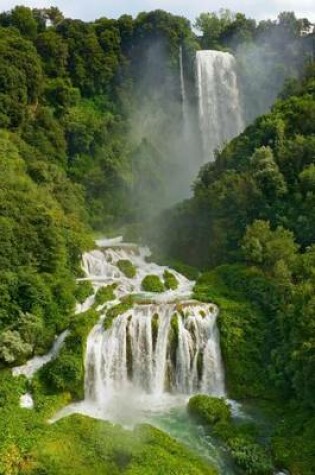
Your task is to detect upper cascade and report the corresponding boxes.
[196,50,244,161]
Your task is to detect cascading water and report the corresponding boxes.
[52,237,225,426]
[84,241,225,405]
[85,302,224,403]
[196,50,244,161]
[179,46,189,133]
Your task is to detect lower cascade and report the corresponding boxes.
[85,302,224,402]
[53,236,225,423]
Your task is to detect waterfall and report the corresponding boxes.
[81,242,225,408]
[51,240,225,425]
[179,46,189,131]
[85,302,224,402]
[196,50,244,161]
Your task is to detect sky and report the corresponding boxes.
[1,0,315,23]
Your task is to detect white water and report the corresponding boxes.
[12,329,69,379]
[53,240,225,426]
[179,46,189,135]
[20,392,34,409]
[196,50,244,161]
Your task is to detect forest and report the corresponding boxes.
[0,4,314,475]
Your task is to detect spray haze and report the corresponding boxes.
[126,38,202,220]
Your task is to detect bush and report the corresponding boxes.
[94,284,116,306]
[188,395,231,426]
[117,259,136,278]
[74,280,94,304]
[141,275,165,293]
[163,270,178,290]
[39,308,99,399]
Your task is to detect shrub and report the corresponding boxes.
[188,395,273,475]
[188,395,231,426]
[117,259,136,278]
[141,275,164,293]
[74,280,94,304]
[163,270,178,290]
[94,284,116,306]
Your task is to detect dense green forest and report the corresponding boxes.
[0,4,314,475]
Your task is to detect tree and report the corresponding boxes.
[241,220,298,275]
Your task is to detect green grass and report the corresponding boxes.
[0,370,218,475]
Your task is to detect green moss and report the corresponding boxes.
[126,323,133,379]
[117,259,137,278]
[151,313,159,349]
[94,284,116,306]
[169,314,179,368]
[103,297,134,331]
[141,274,165,293]
[74,280,94,304]
[188,395,231,426]
[196,352,203,380]
[163,270,178,290]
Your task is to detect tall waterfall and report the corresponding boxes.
[179,46,189,131]
[196,50,244,161]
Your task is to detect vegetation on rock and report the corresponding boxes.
[141,274,165,293]
[163,269,179,290]
[117,259,137,278]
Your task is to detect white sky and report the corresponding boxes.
[1,0,315,23]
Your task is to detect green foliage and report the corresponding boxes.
[117,259,137,278]
[188,395,273,475]
[194,269,271,399]
[74,280,94,304]
[163,269,178,290]
[188,395,231,426]
[104,298,134,331]
[94,284,116,306]
[0,330,32,365]
[38,308,99,398]
[141,275,165,293]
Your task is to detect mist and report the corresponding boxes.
[235,20,312,124]
[124,39,202,221]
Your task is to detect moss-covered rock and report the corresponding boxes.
[169,314,179,368]
[117,259,136,278]
[141,274,165,293]
[188,395,231,426]
[151,313,159,349]
[163,270,179,290]
[94,284,116,306]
